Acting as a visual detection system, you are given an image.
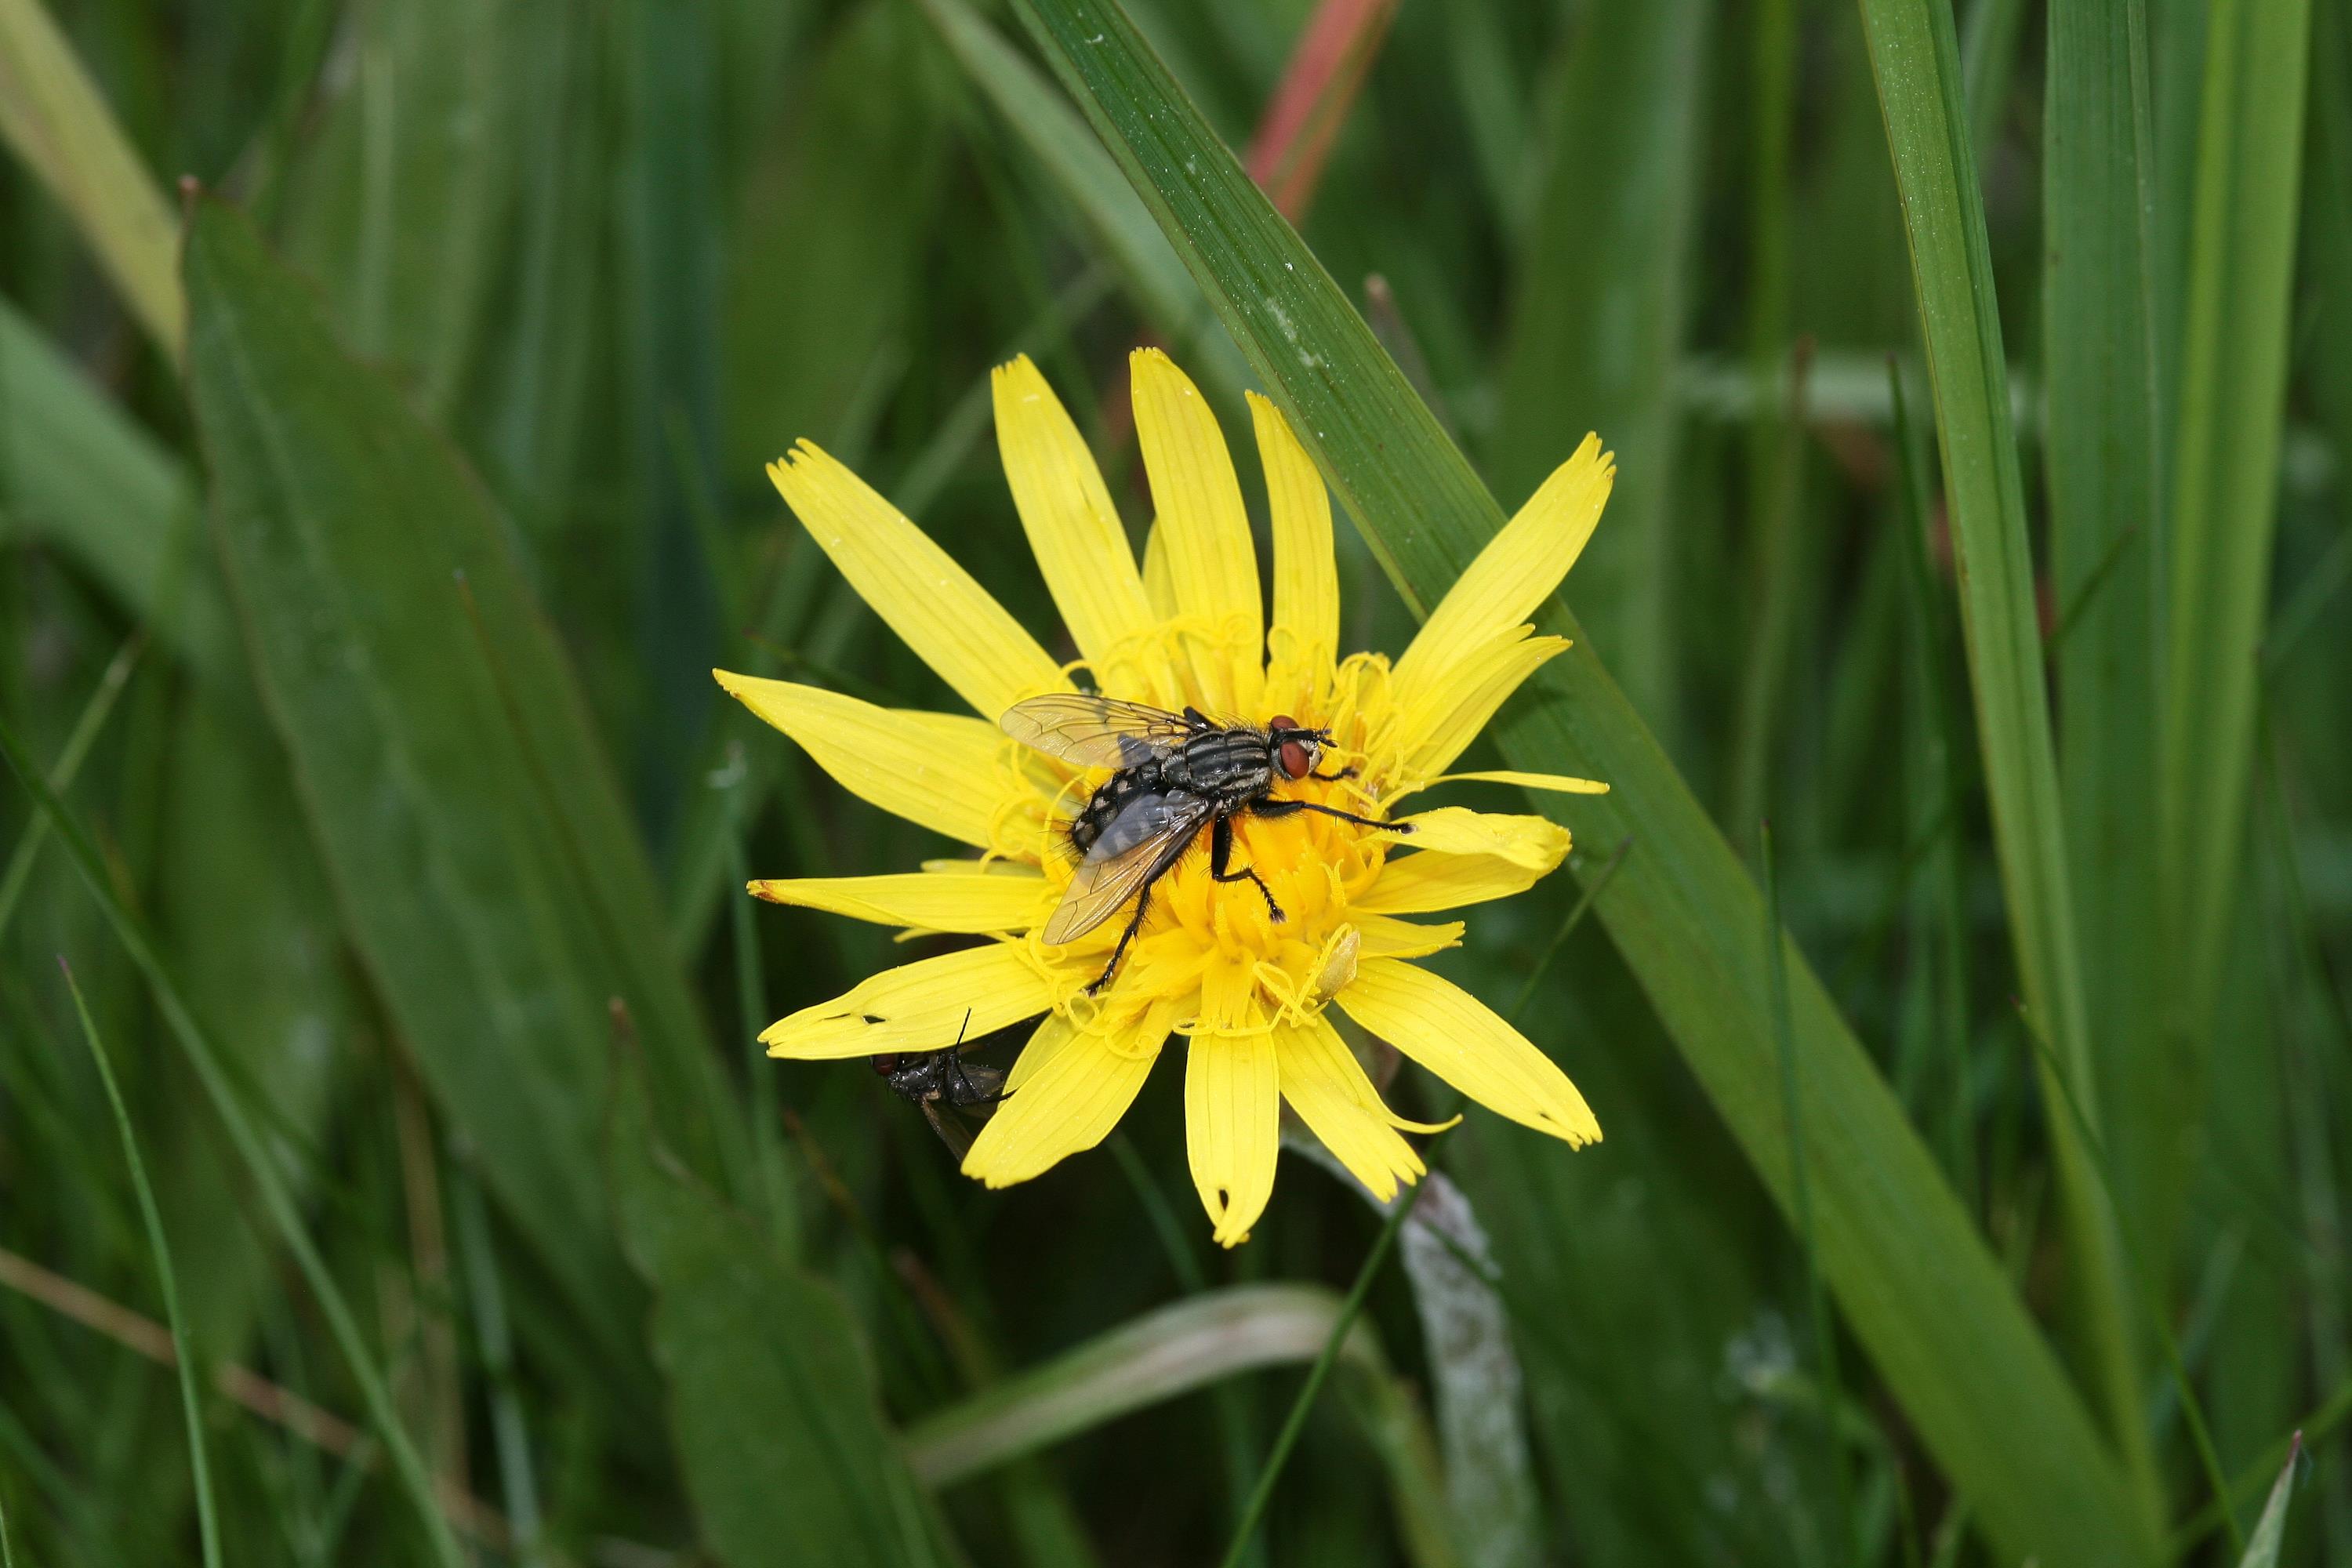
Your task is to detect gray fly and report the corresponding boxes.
[1000,693,1411,993]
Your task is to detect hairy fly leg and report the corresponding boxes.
[1208,813,1285,922]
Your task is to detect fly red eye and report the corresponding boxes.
[871,1054,899,1075]
[1269,713,1298,731]
[1278,739,1312,780]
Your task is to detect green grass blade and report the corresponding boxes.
[2160,0,2314,1087]
[0,711,466,1568]
[914,0,1249,399]
[905,1283,1389,1485]
[2044,0,2176,1352]
[59,960,222,1568]
[274,0,516,414]
[0,301,227,681]
[0,0,182,354]
[181,194,740,1345]
[1003,2,2151,1559]
[1855,0,2154,1512]
[2235,1436,2303,1567]
[1492,0,1705,721]
[0,637,140,941]
[608,1039,949,1568]
[1763,826,1855,1561]
[1218,1167,1430,1568]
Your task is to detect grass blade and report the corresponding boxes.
[2237,1434,2305,1566]
[2044,0,2175,1348]
[182,194,739,1341]
[0,0,181,354]
[1002,2,2151,1559]
[1493,0,1705,720]
[906,1283,1389,1486]
[0,301,227,681]
[1855,0,2154,1511]
[1218,1166,1430,1568]
[0,637,140,942]
[607,1034,949,1568]
[2160,0,2314,1098]
[0,711,466,1568]
[58,959,221,1568]
[914,0,1246,396]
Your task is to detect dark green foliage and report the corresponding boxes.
[2,0,2347,1563]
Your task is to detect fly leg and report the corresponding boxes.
[1086,884,1152,996]
[1208,813,1285,923]
[1251,797,1414,835]
[1307,764,1358,782]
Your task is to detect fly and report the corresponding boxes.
[873,1010,1005,1160]
[1000,693,1411,993]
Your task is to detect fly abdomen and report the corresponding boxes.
[1167,728,1273,799]
[1069,762,1162,857]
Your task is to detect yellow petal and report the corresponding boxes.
[1392,806,1572,869]
[1004,1011,1076,1094]
[1140,520,1178,621]
[1186,1031,1280,1247]
[1131,349,1261,711]
[1394,769,1610,799]
[715,672,1007,849]
[1335,960,1599,1147]
[761,943,1052,1058]
[1249,391,1337,699]
[1390,632,1570,778]
[962,1005,1171,1186]
[1393,434,1611,700]
[1356,851,1555,915]
[1273,1015,1425,1203]
[993,356,1156,684]
[749,870,1051,932]
[768,441,1068,719]
[1353,913,1464,960]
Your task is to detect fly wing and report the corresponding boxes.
[1041,789,1210,944]
[1000,693,1199,770]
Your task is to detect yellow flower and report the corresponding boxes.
[718,348,1613,1246]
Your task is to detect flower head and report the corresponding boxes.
[719,349,1612,1244]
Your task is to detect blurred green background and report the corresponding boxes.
[1,0,2347,1562]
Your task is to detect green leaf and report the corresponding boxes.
[0,706,466,1568]
[994,2,2154,1560]
[0,0,182,354]
[2044,0,2176,1307]
[1493,0,1706,720]
[59,961,220,1568]
[605,1039,948,1568]
[2159,0,2312,1074]
[182,195,743,1345]
[728,0,951,477]
[2234,1438,2302,1567]
[0,299,227,681]
[914,0,1247,398]
[1855,0,2154,1512]
[275,0,517,413]
[902,1278,1454,1566]
[154,695,352,1363]
[906,1283,1382,1486]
